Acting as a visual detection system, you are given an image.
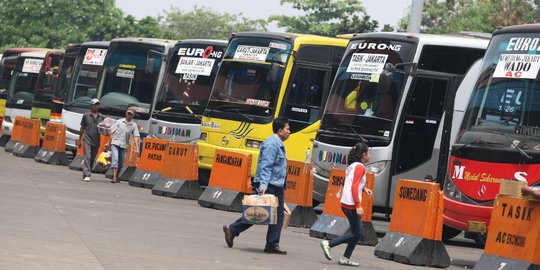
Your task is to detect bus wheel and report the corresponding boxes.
[442,225,461,241]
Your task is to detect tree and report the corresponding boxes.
[269,0,383,37]
[0,0,174,51]
[398,0,540,34]
[164,6,268,40]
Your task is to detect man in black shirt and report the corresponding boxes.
[80,98,104,182]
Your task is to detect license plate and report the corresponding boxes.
[468,221,486,233]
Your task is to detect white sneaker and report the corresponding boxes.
[83,176,90,182]
[338,257,359,267]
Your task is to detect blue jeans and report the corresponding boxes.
[111,144,125,170]
[229,184,285,249]
[329,207,364,258]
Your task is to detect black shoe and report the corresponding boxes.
[223,225,234,248]
[264,246,287,255]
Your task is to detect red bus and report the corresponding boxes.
[443,24,540,246]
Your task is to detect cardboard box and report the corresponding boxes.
[97,118,117,136]
[283,203,291,229]
[242,195,278,225]
[499,180,527,198]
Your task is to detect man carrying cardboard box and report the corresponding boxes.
[223,117,290,255]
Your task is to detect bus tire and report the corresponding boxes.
[442,225,461,241]
[471,233,487,248]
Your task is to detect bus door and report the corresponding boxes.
[388,70,462,208]
[281,63,332,154]
[280,45,343,160]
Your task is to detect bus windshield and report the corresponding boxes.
[34,53,62,103]
[321,39,415,138]
[8,57,43,105]
[154,43,225,116]
[206,38,291,120]
[54,51,78,100]
[99,42,164,119]
[68,47,108,106]
[458,33,540,154]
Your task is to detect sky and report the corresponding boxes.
[115,0,411,31]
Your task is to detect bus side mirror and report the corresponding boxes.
[377,70,393,93]
[267,62,280,83]
[145,50,167,74]
[145,58,155,74]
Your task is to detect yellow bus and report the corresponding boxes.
[197,32,348,185]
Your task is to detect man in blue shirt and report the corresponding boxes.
[223,117,290,255]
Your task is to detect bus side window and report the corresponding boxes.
[284,67,327,133]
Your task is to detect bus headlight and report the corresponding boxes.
[365,161,388,175]
[312,162,330,178]
[200,132,207,141]
[444,177,462,201]
[246,139,262,148]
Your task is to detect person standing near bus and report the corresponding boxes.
[79,98,104,182]
[320,141,373,267]
[110,108,140,183]
[222,117,290,255]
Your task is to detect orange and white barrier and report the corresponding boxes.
[284,160,317,227]
[152,142,201,199]
[128,137,167,188]
[473,195,539,270]
[374,179,450,267]
[198,149,252,212]
[13,117,41,158]
[34,122,68,165]
[309,169,377,245]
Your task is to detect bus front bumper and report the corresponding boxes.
[65,129,79,151]
[312,171,329,203]
[197,140,259,176]
[443,195,493,232]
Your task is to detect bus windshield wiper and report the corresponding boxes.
[491,131,533,160]
[209,103,253,122]
[455,139,506,152]
[99,105,125,113]
[336,123,368,143]
[209,104,238,112]
[224,107,253,122]
[158,104,201,120]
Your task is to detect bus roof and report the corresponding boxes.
[2,48,49,54]
[1,55,18,66]
[493,23,540,35]
[231,31,349,47]
[81,41,110,48]
[19,49,64,59]
[351,32,489,49]
[19,51,49,59]
[64,44,82,55]
[176,39,228,46]
[111,37,177,47]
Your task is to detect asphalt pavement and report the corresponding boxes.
[0,149,483,270]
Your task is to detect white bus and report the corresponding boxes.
[62,41,109,150]
[312,32,489,212]
[62,38,175,150]
[149,39,227,142]
[1,50,61,140]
